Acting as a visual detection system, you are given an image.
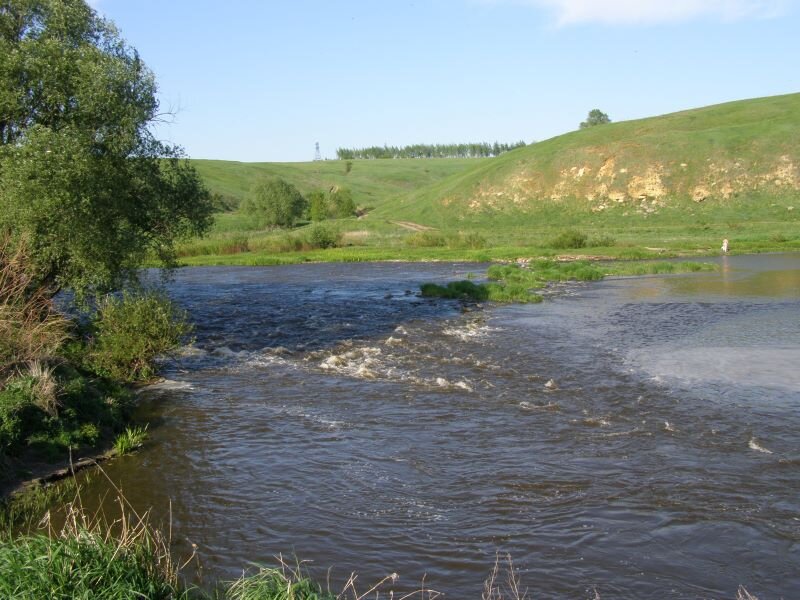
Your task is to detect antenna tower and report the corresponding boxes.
[314,142,322,161]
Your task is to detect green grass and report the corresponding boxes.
[422,260,716,304]
[226,565,336,600]
[182,94,800,265]
[192,157,483,211]
[113,425,148,456]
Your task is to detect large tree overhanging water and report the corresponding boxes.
[0,0,212,298]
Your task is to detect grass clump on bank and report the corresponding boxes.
[226,564,336,600]
[113,426,149,456]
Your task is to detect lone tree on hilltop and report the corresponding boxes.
[0,0,213,298]
[580,109,612,129]
[244,178,307,228]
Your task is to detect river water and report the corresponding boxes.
[77,255,799,598]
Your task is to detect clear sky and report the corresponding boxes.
[90,0,799,162]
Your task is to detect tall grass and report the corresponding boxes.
[0,236,68,384]
[0,497,189,600]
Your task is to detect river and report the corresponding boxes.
[75,254,799,598]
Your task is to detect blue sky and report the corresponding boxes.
[91,0,799,162]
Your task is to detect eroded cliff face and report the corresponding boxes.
[454,153,799,215]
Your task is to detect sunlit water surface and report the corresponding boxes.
[75,255,800,598]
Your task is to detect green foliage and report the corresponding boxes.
[580,109,611,129]
[0,0,212,297]
[548,230,588,249]
[329,187,356,218]
[243,178,307,228]
[88,291,192,383]
[307,190,328,222]
[0,382,44,454]
[420,281,489,301]
[305,224,341,249]
[336,141,526,159]
[420,280,542,303]
[344,160,353,175]
[113,425,148,455]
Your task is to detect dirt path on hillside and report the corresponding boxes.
[389,220,437,232]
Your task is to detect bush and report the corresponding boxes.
[307,190,328,222]
[305,224,341,249]
[329,187,356,218]
[243,178,307,228]
[88,291,192,383]
[548,230,588,249]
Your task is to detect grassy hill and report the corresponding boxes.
[192,158,484,211]
[381,93,800,224]
[180,94,800,265]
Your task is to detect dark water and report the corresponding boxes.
[77,256,799,598]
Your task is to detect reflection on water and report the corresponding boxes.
[74,255,799,599]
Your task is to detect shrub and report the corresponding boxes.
[88,291,192,383]
[329,187,356,218]
[307,190,328,222]
[243,178,307,228]
[548,229,588,249]
[305,224,341,249]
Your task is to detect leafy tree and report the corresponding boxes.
[329,187,356,218]
[0,0,212,297]
[243,178,307,228]
[580,109,611,129]
[307,190,328,222]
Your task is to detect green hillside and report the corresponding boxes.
[192,158,484,210]
[181,94,800,265]
[380,93,800,225]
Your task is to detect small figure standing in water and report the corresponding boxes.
[721,238,729,253]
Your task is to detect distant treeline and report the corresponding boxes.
[336,141,527,160]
